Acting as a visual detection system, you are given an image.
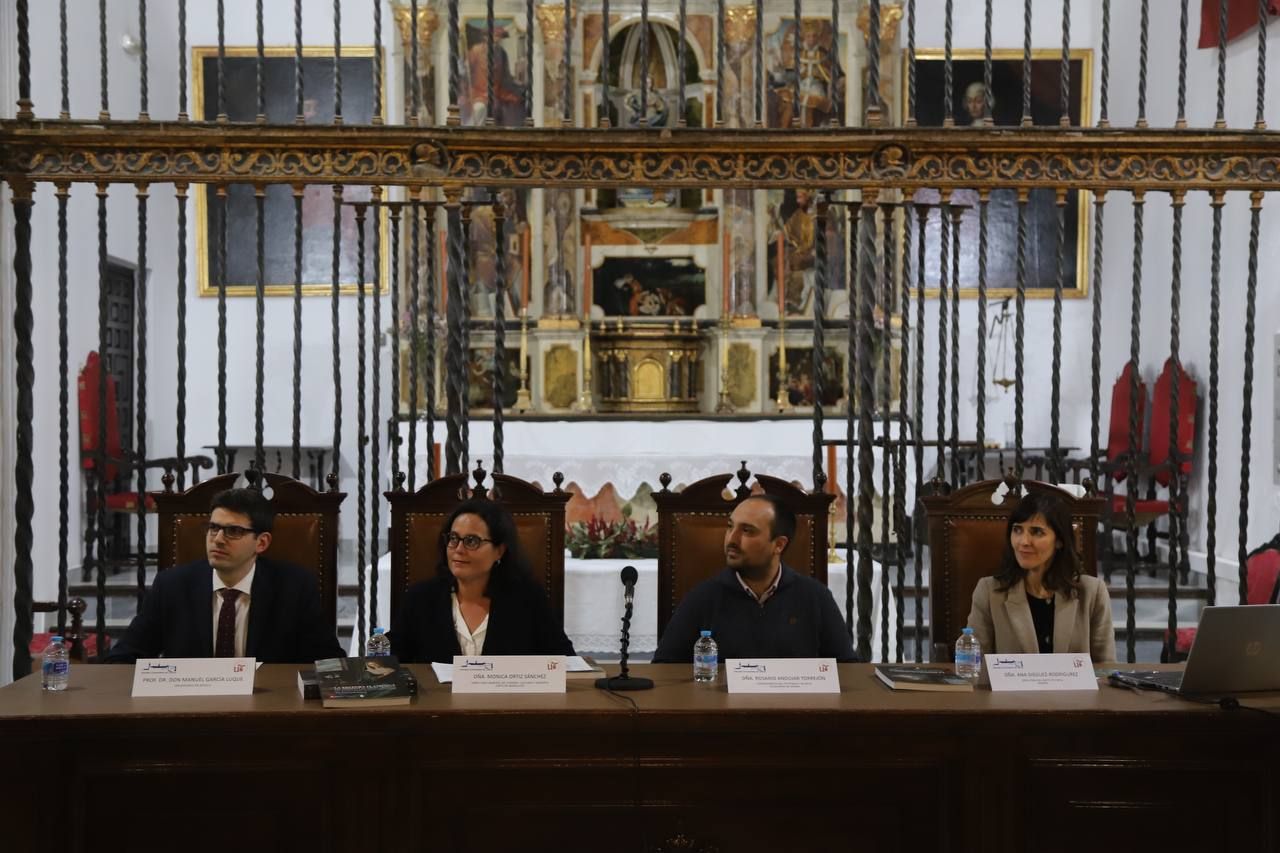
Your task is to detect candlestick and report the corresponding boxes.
[514,307,532,412]
[722,225,731,317]
[521,225,531,310]
[775,230,785,319]
[715,312,735,414]
[582,232,592,322]
[439,227,448,313]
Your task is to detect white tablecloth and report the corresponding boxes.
[353,553,901,661]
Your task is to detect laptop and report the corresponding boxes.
[1110,605,1280,695]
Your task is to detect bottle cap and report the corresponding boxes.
[699,630,712,638]
[372,627,385,635]
[50,636,63,644]
[962,627,973,635]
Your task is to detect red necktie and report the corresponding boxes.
[215,589,242,658]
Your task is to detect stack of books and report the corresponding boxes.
[874,665,974,692]
[298,656,419,707]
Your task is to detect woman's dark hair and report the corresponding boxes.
[993,491,1082,597]
[436,498,532,596]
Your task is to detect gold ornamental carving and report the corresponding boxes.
[536,4,573,46]
[723,6,757,45]
[393,5,439,51]
[857,3,904,44]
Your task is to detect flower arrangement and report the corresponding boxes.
[566,516,659,560]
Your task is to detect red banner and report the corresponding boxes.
[1199,0,1280,49]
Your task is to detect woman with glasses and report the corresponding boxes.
[390,498,576,663]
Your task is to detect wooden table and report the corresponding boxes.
[0,664,1272,853]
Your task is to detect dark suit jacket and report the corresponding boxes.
[390,574,576,664]
[104,557,346,664]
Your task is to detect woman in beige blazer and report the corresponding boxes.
[967,491,1116,663]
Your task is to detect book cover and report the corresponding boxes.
[874,665,974,692]
[315,656,418,707]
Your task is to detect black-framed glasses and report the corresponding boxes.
[206,522,257,541]
[445,532,493,551]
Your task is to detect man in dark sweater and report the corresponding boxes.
[653,495,856,663]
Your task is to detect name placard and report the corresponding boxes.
[985,653,1099,692]
[450,656,568,694]
[725,658,841,694]
[131,658,256,697]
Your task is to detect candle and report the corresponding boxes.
[521,226,531,311]
[722,225,731,317]
[583,232,592,318]
[775,231,785,317]
[439,227,447,313]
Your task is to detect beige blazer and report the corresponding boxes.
[966,574,1116,663]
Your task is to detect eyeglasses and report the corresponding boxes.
[445,532,493,551]
[206,522,257,541]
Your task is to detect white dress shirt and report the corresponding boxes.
[451,592,489,656]
[212,563,255,658]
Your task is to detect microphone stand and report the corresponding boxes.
[595,587,653,691]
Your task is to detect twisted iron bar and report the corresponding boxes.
[486,0,496,124]
[176,184,189,487]
[1137,0,1149,127]
[59,0,69,118]
[493,200,508,473]
[754,0,762,125]
[355,203,368,654]
[525,0,534,125]
[1059,0,1070,126]
[410,0,421,124]
[1216,0,1228,127]
[828,0,838,125]
[948,205,961,486]
[216,186,229,470]
[1050,191,1067,481]
[10,184,35,680]
[855,195,879,662]
[845,204,857,642]
[95,183,109,656]
[1021,0,1032,125]
[333,0,343,124]
[445,196,467,474]
[811,198,827,493]
[449,0,461,124]
[100,0,110,120]
[1166,191,1185,647]
[1256,0,1270,129]
[216,0,225,122]
[1238,192,1264,602]
[255,0,264,122]
[292,188,304,479]
[867,0,881,122]
[295,0,304,122]
[906,0,916,125]
[178,0,188,120]
[681,0,690,125]
[894,202,912,661]
[1176,0,1188,126]
[1088,192,1107,480]
[792,0,801,127]
[1124,190,1146,662]
[460,205,474,474]
[935,201,950,479]
[409,200,422,489]
[331,186,344,485]
[913,204,928,659]
[369,189,383,631]
[716,0,725,125]
[389,206,403,485]
[134,185,150,607]
[975,192,990,478]
[1014,193,1027,473]
[943,0,953,126]
[640,0,650,130]
[373,0,382,124]
[57,185,70,634]
[983,0,993,125]
[425,204,439,481]
[877,203,894,662]
[1099,0,1110,126]
[139,0,149,119]
[255,188,266,473]
[1205,191,1224,605]
[601,0,610,126]
[561,0,570,125]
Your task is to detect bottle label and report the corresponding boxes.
[694,652,717,668]
[43,660,69,676]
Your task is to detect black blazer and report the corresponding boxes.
[390,574,576,664]
[104,557,346,664]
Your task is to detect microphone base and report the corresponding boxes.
[595,675,654,691]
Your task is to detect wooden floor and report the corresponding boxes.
[0,663,1271,853]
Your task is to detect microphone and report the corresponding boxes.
[595,564,653,691]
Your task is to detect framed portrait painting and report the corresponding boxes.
[193,47,388,296]
[905,49,1093,297]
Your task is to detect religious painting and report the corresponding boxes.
[542,187,578,316]
[768,347,845,407]
[466,347,523,410]
[193,48,387,296]
[466,188,530,319]
[906,50,1093,296]
[594,257,706,317]
[724,189,757,315]
[460,17,529,127]
[766,190,846,318]
[766,18,846,128]
[720,7,759,128]
[397,7,437,126]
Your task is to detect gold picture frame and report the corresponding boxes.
[903,49,1093,299]
[192,46,389,296]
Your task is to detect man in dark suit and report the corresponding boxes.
[105,488,345,664]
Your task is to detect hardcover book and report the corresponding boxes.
[874,665,974,692]
[314,656,418,708]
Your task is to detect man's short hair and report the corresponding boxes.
[210,488,275,533]
[742,494,797,542]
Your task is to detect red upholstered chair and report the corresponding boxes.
[1163,540,1280,662]
[78,351,213,577]
[652,461,833,641]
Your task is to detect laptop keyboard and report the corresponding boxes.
[1115,670,1185,690]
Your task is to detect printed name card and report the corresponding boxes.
[451,656,568,694]
[985,653,1099,692]
[131,658,256,697]
[725,658,841,694]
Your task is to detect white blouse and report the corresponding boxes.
[451,592,489,656]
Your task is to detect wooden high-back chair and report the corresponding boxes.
[921,476,1104,661]
[386,463,570,624]
[152,471,345,628]
[653,461,834,640]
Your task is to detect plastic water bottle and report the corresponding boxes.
[41,636,70,692]
[693,630,718,683]
[955,627,982,682]
[366,627,391,657]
